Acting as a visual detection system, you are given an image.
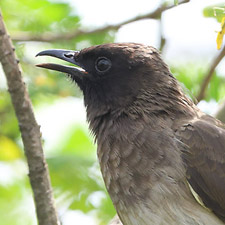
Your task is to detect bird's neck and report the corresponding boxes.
[85,79,197,140]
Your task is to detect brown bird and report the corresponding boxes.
[36,43,225,225]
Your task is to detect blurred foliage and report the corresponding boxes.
[0,136,21,160]
[0,0,116,224]
[203,4,225,22]
[174,0,178,6]
[171,64,225,102]
[203,4,225,49]
[0,0,225,225]
[0,0,80,33]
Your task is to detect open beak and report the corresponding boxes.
[36,49,87,78]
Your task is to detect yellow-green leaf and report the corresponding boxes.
[217,16,225,49]
[203,5,225,22]
[0,136,22,161]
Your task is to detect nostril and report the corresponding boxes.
[64,52,74,58]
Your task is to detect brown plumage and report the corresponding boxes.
[36,43,225,225]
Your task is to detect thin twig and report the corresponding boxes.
[11,0,190,43]
[0,11,59,225]
[215,100,225,123]
[197,45,225,102]
[158,17,166,52]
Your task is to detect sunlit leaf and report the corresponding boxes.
[0,136,22,161]
[217,17,225,49]
[174,0,178,6]
[203,5,225,22]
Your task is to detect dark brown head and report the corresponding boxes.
[36,43,178,111]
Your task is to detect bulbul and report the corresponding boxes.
[36,43,225,225]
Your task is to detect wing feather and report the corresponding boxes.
[176,117,225,222]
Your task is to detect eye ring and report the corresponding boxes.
[95,57,112,73]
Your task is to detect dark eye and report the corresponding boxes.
[95,57,112,73]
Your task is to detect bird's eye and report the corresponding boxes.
[95,57,112,73]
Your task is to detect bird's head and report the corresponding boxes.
[36,43,178,115]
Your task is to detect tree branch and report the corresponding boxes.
[197,45,225,102]
[0,11,59,225]
[108,215,122,225]
[11,0,190,43]
[159,17,166,52]
[215,100,225,123]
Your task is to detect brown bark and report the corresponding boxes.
[215,100,225,123]
[0,11,59,225]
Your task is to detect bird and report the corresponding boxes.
[36,43,225,225]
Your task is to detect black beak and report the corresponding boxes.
[36,49,87,78]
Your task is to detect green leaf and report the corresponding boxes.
[171,63,225,102]
[0,91,20,139]
[0,174,35,225]
[97,193,116,225]
[61,126,95,157]
[1,0,80,33]
[203,5,225,22]
[174,0,178,6]
[206,72,225,101]
[48,155,104,212]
